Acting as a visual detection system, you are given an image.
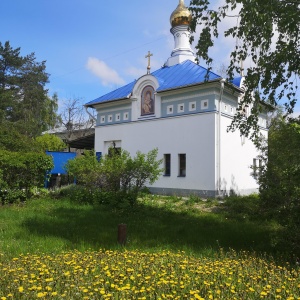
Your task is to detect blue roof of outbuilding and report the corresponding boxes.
[86,60,240,107]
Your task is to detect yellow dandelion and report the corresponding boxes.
[37,292,46,298]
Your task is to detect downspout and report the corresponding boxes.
[218,79,225,197]
[85,106,97,122]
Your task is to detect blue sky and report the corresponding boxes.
[1,0,299,115]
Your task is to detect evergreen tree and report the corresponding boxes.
[0,41,59,137]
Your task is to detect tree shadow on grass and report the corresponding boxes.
[22,201,277,256]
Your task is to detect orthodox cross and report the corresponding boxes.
[145,51,153,74]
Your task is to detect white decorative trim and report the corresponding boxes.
[100,116,105,124]
[108,115,113,123]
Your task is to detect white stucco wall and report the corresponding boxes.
[95,112,217,194]
[218,115,267,195]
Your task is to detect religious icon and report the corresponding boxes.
[141,86,155,115]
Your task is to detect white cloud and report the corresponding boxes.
[86,57,125,87]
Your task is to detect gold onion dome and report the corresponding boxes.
[170,0,192,28]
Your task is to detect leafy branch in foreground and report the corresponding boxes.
[189,0,299,139]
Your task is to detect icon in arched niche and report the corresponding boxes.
[141,85,155,115]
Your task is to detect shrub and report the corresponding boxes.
[0,150,53,204]
[222,194,261,221]
[65,148,163,206]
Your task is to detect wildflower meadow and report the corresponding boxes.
[0,195,299,299]
[0,249,300,299]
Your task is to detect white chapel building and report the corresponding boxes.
[85,0,268,197]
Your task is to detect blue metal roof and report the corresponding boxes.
[85,80,136,106]
[231,76,242,88]
[86,60,241,107]
[153,60,221,91]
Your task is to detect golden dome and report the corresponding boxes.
[170,0,192,28]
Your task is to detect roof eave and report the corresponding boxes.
[85,95,132,108]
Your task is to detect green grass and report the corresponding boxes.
[0,194,280,258]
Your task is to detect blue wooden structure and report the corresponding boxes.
[45,151,76,188]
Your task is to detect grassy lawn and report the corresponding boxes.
[1,195,299,299]
[0,195,278,257]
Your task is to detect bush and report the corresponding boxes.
[0,150,53,204]
[222,194,261,221]
[65,148,163,206]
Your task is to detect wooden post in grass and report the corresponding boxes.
[118,224,127,245]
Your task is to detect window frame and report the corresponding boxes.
[164,154,171,176]
[178,153,186,177]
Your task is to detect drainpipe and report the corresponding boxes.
[85,106,97,122]
[217,79,225,197]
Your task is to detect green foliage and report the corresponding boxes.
[0,41,59,137]
[57,185,112,206]
[0,150,53,204]
[258,116,300,253]
[189,0,299,139]
[65,148,163,206]
[35,133,66,151]
[222,194,261,221]
[65,150,101,188]
[0,122,40,152]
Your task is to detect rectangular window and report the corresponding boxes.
[100,116,105,124]
[201,100,208,110]
[115,113,120,121]
[253,158,257,176]
[189,101,196,111]
[178,103,184,113]
[123,112,129,120]
[178,154,186,177]
[167,105,173,115]
[253,158,262,178]
[164,154,171,176]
